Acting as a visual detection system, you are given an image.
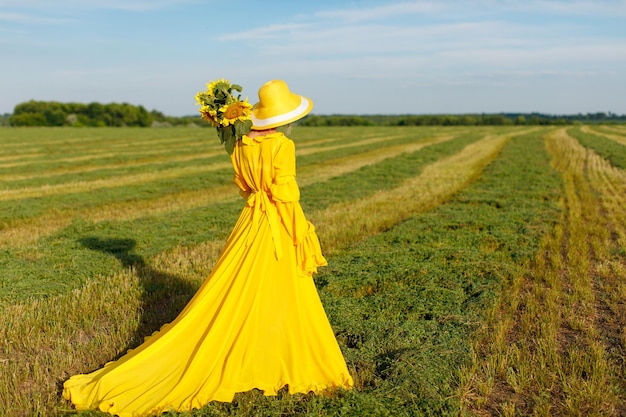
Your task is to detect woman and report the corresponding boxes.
[62,80,353,416]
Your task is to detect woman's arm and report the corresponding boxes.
[271,138,327,274]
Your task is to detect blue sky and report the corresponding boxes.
[1,0,625,116]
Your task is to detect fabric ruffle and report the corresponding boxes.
[295,221,328,276]
[64,372,353,417]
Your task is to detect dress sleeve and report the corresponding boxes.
[231,147,252,200]
[234,172,251,199]
[271,139,327,275]
[269,139,299,203]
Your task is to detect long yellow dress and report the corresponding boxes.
[62,132,353,416]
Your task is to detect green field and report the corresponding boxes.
[1,125,625,416]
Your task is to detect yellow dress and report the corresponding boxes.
[62,132,353,416]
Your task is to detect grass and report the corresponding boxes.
[464,128,626,415]
[568,125,626,169]
[2,127,484,302]
[0,125,624,416]
[0,131,458,249]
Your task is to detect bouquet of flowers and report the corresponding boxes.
[195,79,253,154]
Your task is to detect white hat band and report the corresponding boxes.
[251,96,310,128]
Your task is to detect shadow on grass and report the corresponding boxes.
[78,237,198,352]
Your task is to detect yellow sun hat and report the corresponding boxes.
[250,80,314,130]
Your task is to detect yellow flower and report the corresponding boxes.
[195,79,253,153]
[199,106,219,126]
[219,99,252,126]
[206,78,230,96]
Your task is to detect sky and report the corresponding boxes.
[1,0,625,117]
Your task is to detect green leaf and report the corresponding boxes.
[224,136,236,154]
[235,119,252,138]
[221,126,234,144]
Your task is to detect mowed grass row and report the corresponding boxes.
[581,125,626,147]
[0,128,419,186]
[5,125,622,416]
[0,133,457,250]
[0,125,539,416]
[0,130,213,176]
[313,128,563,416]
[1,126,504,302]
[0,127,470,224]
[570,126,626,168]
[602,124,626,136]
[464,128,626,415]
[0,126,453,230]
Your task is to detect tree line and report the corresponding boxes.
[9,100,156,127]
[3,100,625,127]
[299,112,626,127]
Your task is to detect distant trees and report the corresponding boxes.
[300,112,626,127]
[300,115,375,126]
[300,113,523,126]
[9,100,154,127]
[5,101,625,128]
[0,113,11,126]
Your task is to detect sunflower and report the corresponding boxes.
[205,78,230,97]
[219,99,252,126]
[195,92,207,106]
[200,107,219,127]
[195,78,252,153]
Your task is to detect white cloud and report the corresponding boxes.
[529,0,626,17]
[0,0,202,12]
[313,1,444,22]
[437,43,626,68]
[312,0,626,23]
[218,0,625,76]
[219,23,313,41]
[0,11,70,24]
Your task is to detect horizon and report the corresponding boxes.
[4,103,626,119]
[2,105,626,120]
[1,1,625,117]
